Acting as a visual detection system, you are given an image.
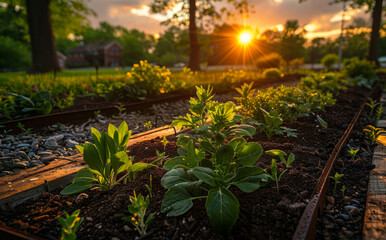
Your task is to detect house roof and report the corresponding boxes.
[68,40,123,54]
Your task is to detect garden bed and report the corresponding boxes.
[0,86,378,240]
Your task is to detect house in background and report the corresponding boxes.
[66,41,123,68]
[56,51,66,68]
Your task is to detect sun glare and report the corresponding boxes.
[238,31,253,45]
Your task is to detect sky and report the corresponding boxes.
[86,0,369,40]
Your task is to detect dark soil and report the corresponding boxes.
[0,86,377,240]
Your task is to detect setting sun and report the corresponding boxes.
[238,31,253,45]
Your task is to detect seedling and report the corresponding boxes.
[366,97,379,117]
[329,172,344,196]
[146,175,153,199]
[122,191,155,236]
[376,105,383,125]
[57,209,83,240]
[270,159,287,193]
[144,121,152,130]
[114,104,126,116]
[363,125,386,144]
[341,185,346,197]
[17,122,32,134]
[161,136,169,149]
[316,115,328,129]
[93,110,101,118]
[347,148,359,160]
[265,149,295,168]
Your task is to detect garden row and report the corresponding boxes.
[0,59,382,239]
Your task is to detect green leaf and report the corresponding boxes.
[161,168,190,189]
[228,137,247,153]
[205,187,239,233]
[237,143,263,165]
[230,166,270,193]
[83,143,103,173]
[216,145,234,166]
[191,167,216,187]
[60,181,93,195]
[229,124,256,137]
[163,156,187,171]
[265,149,286,162]
[161,186,196,216]
[317,115,328,128]
[271,159,277,177]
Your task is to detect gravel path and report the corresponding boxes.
[0,80,299,176]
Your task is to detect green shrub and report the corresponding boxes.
[289,58,304,70]
[255,53,283,70]
[343,57,378,88]
[263,68,282,78]
[321,54,338,70]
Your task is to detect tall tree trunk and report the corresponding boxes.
[188,0,200,71]
[368,0,383,66]
[26,0,60,73]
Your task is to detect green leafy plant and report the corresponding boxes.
[364,125,386,144]
[265,149,295,193]
[114,103,126,116]
[161,86,272,233]
[144,121,152,130]
[263,68,282,78]
[93,110,101,118]
[376,105,383,125]
[17,122,32,134]
[61,122,151,195]
[329,172,344,196]
[341,185,346,197]
[366,98,379,117]
[347,148,359,160]
[122,190,155,236]
[161,136,169,149]
[57,210,83,240]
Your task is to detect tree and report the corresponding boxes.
[277,20,307,68]
[26,0,59,72]
[151,0,250,71]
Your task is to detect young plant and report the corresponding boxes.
[316,115,328,129]
[376,105,383,125]
[161,137,169,149]
[17,122,32,134]
[363,125,386,144]
[144,121,152,130]
[256,108,283,139]
[122,191,155,236]
[61,122,151,195]
[161,86,273,233]
[347,148,359,160]
[57,210,83,240]
[265,149,295,193]
[93,110,101,118]
[329,172,344,196]
[341,185,346,197]
[366,97,379,117]
[114,103,126,116]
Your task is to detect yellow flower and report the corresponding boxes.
[135,221,138,225]
[133,213,137,217]
[131,217,135,221]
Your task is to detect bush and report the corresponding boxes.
[255,53,283,70]
[263,68,282,78]
[343,57,376,79]
[127,60,172,95]
[289,58,304,70]
[0,36,31,69]
[321,54,338,70]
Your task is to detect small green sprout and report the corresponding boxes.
[329,172,344,196]
[144,121,152,130]
[57,210,83,240]
[265,149,295,168]
[93,110,101,118]
[347,148,359,160]
[114,104,126,116]
[161,137,169,149]
[146,175,152,199]
[366,97,379,117]
[17,122,32,134]
[341,185,346,197]
[270,159,287,194]
[122,190,155,236]
[364,125,386,144]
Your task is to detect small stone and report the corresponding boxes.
[335,218,345,226]
[66,139,79,148]
[45,138,58,149]
[123,225,131,231]
[360,187,367,193]
[86,217,93,221]
[113,213,125,219]
[111,237,119,240]
[28,152,35,158]
[325,223,335,230]
[349,207,360,216]
[300,190,309,197]
[326,196,335,205]
[277,197,291,210]
[351,199,360,205]
[40,155,56,162]
[75,193,89,204]
[51,134,64,141]
[288,202,306,217]
[30,160,44,167]
[15,151,30,161]
[16,143,30,148]
[335,213,350,221]
[14,162,28,168]
[37,151,53,155]
[345,205,356,211]
[343,196,351,202]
